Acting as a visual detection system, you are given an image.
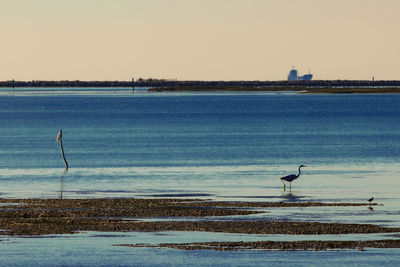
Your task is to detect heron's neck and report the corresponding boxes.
[297,166,302,177]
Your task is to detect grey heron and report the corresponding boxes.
[280,165,306,191]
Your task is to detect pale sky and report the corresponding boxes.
[1,0,399,81]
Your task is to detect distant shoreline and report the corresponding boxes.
[1,79,400,94]
[148,86,400,94]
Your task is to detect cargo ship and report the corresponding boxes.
[287,67,313,81]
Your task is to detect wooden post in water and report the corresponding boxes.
[12,79,15,89]
[132,77,135,92]
[56,129,69,169]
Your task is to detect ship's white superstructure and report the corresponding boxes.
[287,67,313,81]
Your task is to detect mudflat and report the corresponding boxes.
[0,198,394,238]
[120,240,400,251]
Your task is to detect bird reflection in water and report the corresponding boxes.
[281,191,304,202]
[367,197,374,211]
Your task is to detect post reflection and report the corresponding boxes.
[59,168,68,199]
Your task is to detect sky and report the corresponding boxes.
[1,0,399,81]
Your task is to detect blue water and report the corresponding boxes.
[0,89,399,199]
[1,88,400,265]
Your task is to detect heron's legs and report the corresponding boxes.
[281,179,286,191]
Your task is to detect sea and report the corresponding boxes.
[0,87,399,266]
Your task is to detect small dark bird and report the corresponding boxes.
[367,197,374,205]
[280,165,306,191]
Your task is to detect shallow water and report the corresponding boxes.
[0,88,399,265]
[1,232,400,267]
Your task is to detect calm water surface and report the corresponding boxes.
[1,89,399,199]
[0,88,399,265]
